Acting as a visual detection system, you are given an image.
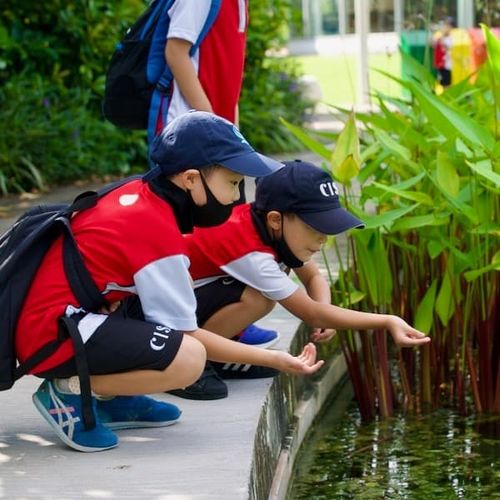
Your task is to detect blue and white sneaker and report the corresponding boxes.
[233,324,279,349]
[32,380,118,453]
[97,395,181,430]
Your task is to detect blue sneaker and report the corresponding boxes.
[32,380,118,453]
[96,395,181,430]
[233,324,279,349]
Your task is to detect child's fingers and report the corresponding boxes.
[409,336,431,345]
[303,359,324,373]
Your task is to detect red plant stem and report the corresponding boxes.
[340,335,374,422]
[360,335,376,410]
[374,329,393,417]
[397,351,414,412]
[421,343,432,407]
[494,360,500,413]
[493,278,500,412]
[466,341,483,413]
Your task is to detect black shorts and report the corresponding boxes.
[438,68,451,86]
[39,297,184,379]
[194,277,246,326]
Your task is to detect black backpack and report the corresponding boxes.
[102,0,221,140]
[0,176,140,428]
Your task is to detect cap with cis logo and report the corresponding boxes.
[254,159,365,235]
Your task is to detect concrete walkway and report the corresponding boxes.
[0,309,300,500]
[0,149,329,499]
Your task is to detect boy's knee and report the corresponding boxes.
[172,335,207,387]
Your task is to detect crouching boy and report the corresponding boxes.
[180,160,431,398]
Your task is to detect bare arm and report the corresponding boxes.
[165,38,213,112]
[294,262,336,342]
[187,328,324,375]
[280,288,430,348]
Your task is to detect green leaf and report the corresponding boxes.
[280,118,332,160]
[374,129,411,162]
[464,250,500,281]
[392,213,450,232]
[359,141,380,164]
[481,24,500,102]
[362,205,419,230]
[334,155,360,185]
[393,172,426,190]
[414,279,437,333]
[409,82,495,152]
[399,48,435,86]
[455,138,473,158]
[372,182,433,205]
[331,113,360,183]
[336,289,366,307]
[466,160,500,188]
[426,174,479,224]
[436,151,459,197]
[352,230,393,306]
[427,239,446,259]
[469,222,500,236]
[435,272,454,326]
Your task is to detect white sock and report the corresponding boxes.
[54,376,80,395]
[54,377,113,400]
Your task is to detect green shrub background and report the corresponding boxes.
[0,0,308,194]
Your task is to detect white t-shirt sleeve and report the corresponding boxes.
[134,254,198,331]
[167,0,212,44]
[221,252,299,301]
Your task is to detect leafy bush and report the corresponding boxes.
[0,74,146,194]
[240,0,312,153]
[0,0,310,193]
[0,1,146,193]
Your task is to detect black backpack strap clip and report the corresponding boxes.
[59,316,96,430]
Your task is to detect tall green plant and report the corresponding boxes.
[283,25,499,419]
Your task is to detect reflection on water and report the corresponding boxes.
[289,398,500,499]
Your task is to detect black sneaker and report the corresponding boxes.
[211,362,279,380]
[168,363,228,400]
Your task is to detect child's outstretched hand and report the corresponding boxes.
[274,342,324,375]
[387,316,431,347]
[311,327,337,343]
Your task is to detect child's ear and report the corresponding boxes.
[266,210,282,230]
[181,169,201,190]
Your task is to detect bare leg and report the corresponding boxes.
[202,286,275,339]
[90,335,206,396]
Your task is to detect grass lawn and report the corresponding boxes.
[291,52,403,107]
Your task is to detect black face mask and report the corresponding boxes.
[250,204,304,268]
[272,217,304,269]
[190,173,234,227]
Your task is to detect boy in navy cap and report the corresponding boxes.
[180,160,430,399]
[16,113,323,453]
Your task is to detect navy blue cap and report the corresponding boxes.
[146,111,283,179]
[255,160,365,235]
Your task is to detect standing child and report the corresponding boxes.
[155,0,247,133]
[178,160,431,399]
[15,113,323,453]
[433,17,455,88]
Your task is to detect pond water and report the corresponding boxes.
[289,388,500,499]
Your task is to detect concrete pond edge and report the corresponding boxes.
[248,324,350,500]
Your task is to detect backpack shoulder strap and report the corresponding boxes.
[147,0,223,143]
[62,175,144,310]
